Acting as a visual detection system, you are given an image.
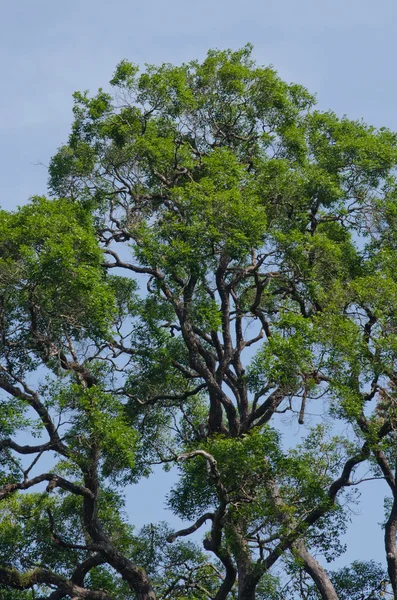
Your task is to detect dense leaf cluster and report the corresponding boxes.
[1,45,397,599]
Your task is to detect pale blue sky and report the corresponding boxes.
[2,0,396,576]
[2,0,397,209]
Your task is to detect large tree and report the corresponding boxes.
[1,45,397,599]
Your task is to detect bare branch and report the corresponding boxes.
[167,513,214,543]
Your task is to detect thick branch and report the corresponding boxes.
[385,494,397,598]
[167,513,214,543]
[292,540,338,600]
[72,554,107,586]
[81,455,157,600]
[0,438,56,455]
[103,248,164,279]
[0,473,94,501]
[0,565,113,599]
[178,450,236,599]
[242,387,286,432]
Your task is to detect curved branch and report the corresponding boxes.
[0,375,68,456]
[0,473,95,501]
[0,438,56,455]
[177,450,228,505]
[103,248,164,279]
[178,450,236,599]
[72,554,107,586]
[292,540,338,600]
[167,513,214,543]
[0,565,113,599]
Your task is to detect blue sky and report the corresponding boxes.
[2,0,396,574]
[2,0,397,211]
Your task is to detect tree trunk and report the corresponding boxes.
[237,576,257,600]
[385,498,397,599]
[135,591,157,600]
[236,559,261,600]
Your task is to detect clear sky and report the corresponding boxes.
[2,0,396,574]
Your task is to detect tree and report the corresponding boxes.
[1,44,397,599]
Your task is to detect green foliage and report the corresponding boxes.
[131,522,221,599]
[0,197,115,372]
[55,383,138,481]
[168,428,281,521]
[330,561,389,600]
[2,45,397,600]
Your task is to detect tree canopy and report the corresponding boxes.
[1,44,397,599]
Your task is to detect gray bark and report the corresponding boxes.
[293,540,339,600]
